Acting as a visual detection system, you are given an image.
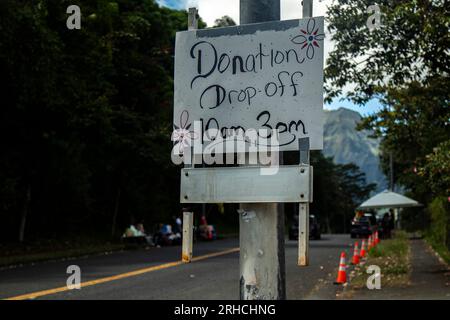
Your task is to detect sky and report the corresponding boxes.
[156,0,382,116]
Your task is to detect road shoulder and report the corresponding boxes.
[341,238,450,300]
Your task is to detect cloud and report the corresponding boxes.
[156,0,381,112]
[157,0,331,27]
[282,0,330,20]
[169,0,332,27]
[196,0,238,26]
[156,0,194,10]
[191,0,333,66]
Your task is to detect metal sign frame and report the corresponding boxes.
[180,164,312,203]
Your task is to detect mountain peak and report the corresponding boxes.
[325,107,362,121]
[323,107,387,192]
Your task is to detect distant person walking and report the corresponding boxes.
[382,213,391,239]
[388,209,396,234]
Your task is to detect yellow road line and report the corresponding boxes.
[5,247,240,300]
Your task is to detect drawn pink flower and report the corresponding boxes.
[291,18,325,59]
[172,110,198,154]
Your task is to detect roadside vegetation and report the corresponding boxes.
[0,237,126,268]
[425,196,450,264]
[0,0,375,263]
[327,0,449,261]
[0,0,447,267]
[348,231,411,291]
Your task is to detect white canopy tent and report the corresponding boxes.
[358,190,421,209]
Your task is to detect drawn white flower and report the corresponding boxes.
[172,110,198,154]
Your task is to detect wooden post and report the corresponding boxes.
[180,8,199,264]
[298,138,310,266]
[298,203,310,266]
[239,0,286,300]
[182,210,194,263]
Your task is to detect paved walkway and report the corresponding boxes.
[344,239,450,300]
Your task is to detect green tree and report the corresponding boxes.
[213,15,236,27]
[325,0,449,104]
[310,152,376,233]
[326,0,449,205]
[0,0,205,242]
[357,78,449,203]
[419,140,450,198]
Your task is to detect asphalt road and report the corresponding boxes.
[0,234,354,300]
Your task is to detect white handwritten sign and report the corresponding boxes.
[174,17,324,153]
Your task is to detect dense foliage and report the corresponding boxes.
[326,0,449,243]
[326,0,449,104]
[426,197,450,259]
[326,0,449,199]
[0,0,377,245]
[213,15,236,27]
[309,152,376,233]
[0,0,208,242]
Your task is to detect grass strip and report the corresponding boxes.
[348,230,411,289]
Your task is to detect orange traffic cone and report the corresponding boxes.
[368,235,373,250]
[351,242,360,265]
[374,231,380,245]
[334,252,347,284]
[360,239,367,258]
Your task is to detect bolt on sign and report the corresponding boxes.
[173,17,324,154]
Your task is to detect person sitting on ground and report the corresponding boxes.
[136,222,154,245]
[198,215,216,240]
[154,223,177,246]
[123,224,140,238]
[172,216,182,235]
[122,222,153,245]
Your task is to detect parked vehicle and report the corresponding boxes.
[289,214,321,240]
[350,213,377,238]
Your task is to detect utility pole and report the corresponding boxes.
[239,0,286,300]
[389,151,394,192]
[302,0,313,18]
